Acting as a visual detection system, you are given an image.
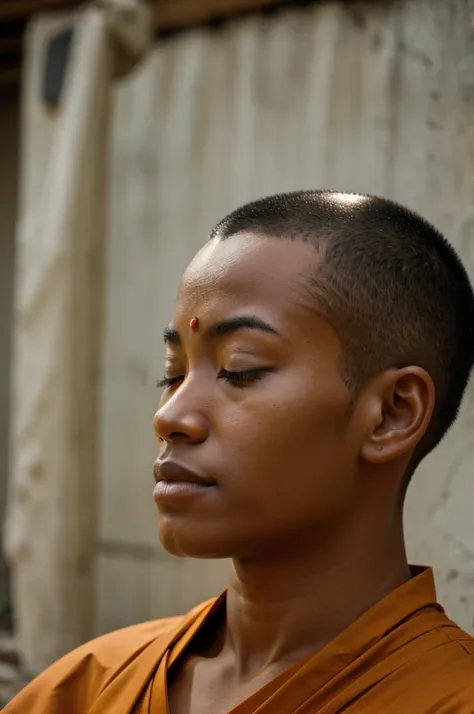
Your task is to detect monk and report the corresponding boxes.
[5,191,474,713]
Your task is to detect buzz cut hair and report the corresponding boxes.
[210,190,474,473]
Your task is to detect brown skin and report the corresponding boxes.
[152,233,435,714]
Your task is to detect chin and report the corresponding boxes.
[158,520,234,559]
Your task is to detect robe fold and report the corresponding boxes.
[4,566,474,713]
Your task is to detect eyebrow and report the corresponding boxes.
[163,315,280,346]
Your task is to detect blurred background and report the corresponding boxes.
[0,0,473,703]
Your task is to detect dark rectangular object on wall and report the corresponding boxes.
[41,24,74,106]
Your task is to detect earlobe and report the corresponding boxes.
[360,367,435,465]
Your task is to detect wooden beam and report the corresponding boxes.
[155,0,287,31]
[0,0,79,22]
[0,0,294,88]
[0,0,288,26]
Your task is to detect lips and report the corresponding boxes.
[153,460,216,487]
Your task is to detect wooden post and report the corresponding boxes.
[3,0,151,675]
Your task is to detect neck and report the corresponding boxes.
[223,514,410,675]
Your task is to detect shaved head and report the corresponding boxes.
[210,190,474,471]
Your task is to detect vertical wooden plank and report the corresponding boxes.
[5,11,111,673]
[95,553,152,636]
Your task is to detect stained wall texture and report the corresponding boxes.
[97,0,474,635]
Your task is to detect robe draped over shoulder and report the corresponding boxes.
[4,567,474,713]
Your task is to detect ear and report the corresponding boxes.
[359,367,435,465]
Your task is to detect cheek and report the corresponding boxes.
[222,372,350,485]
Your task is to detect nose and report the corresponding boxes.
[153,387,209,445]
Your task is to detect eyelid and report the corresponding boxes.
[156,375,183,389]
[157,366,274,390]
[218,367,272,385]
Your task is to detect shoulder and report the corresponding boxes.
[65,613,185,668]
[395,621,474,709]
[410,618,474,672]
[341,619,474,712]
[429,619,474,665]
[3,600,212,713]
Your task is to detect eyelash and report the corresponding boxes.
[156,368,269,390]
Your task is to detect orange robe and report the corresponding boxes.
[4,566,474,713]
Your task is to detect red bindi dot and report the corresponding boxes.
[190,317,199,331]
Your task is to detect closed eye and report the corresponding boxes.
[217,368,271,385]
[156,375,183,389]
[157,368,272,390]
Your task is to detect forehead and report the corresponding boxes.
[176,233,320,320]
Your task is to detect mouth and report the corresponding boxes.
[153,460,217,502]
[153,460,216,486]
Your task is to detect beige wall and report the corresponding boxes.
[0,94,19,608]
[97,0,474,635]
